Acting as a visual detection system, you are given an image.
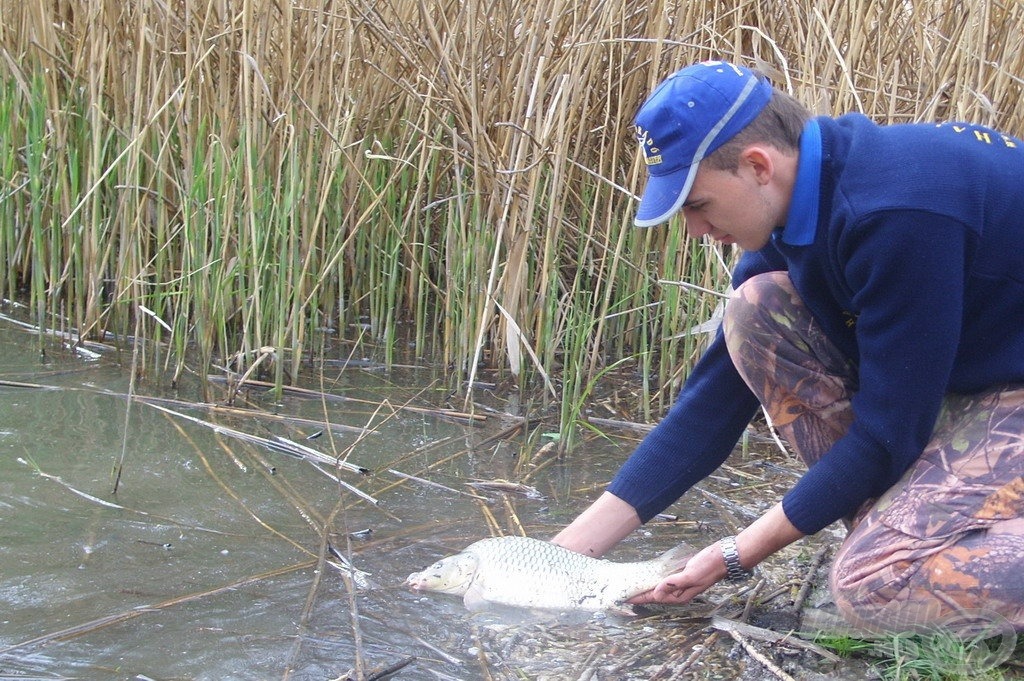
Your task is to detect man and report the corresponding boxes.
[551,60,1024,633]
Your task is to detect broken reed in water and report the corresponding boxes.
[1,0,1022,438]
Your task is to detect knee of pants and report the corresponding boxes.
[829,546,877,606]
[830,557,884,615]
[722,271,795,353]
[828,540,963,633]
[828,551,910,632]
[827,528,925,627]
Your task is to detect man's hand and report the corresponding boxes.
[629,541,729,604]
[630,502,805,605]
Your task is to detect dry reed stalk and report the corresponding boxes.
[1,0,1023,433]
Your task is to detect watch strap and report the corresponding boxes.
[719,535,752,582]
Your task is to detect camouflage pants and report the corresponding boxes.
[723,271,1024,634]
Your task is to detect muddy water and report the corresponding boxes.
[0,318,855,680]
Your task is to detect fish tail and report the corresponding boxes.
[654,541,695,575]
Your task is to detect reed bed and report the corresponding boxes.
[2,0,1023,436]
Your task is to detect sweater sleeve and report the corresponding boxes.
[607,329,761,522]
[607,250,782,523]
[781,212,972,534]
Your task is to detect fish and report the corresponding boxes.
[404,536,693,613]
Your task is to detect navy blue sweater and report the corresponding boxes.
[608,113,1024,535]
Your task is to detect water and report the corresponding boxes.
[0,317,844,680]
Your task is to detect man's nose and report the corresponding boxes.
[683,211,710,238]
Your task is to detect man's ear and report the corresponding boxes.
[740,146,774,186]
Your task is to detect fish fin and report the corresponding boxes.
[462,582,489,611]
[608,603,639,617]
[655,541,695,576]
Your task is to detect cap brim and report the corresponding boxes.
[634,161,700,228]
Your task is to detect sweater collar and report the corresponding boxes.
[778,119,822,246]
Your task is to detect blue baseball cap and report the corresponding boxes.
[633,61,774,227]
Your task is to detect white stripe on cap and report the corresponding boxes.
[691,72,762,166]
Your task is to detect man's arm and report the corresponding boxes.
[549,491,642,557]
[553,250,786,557]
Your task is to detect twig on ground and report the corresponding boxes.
[209,376,488,425]
[673,630,721,677]
[726,628,798,681]
[475,497,503,537]
[142,402,383,508]
[712,615,842,663]
[340,513,368,680]
[470,626,498,681]
[363,656,417,680]
[501,494,527,536]
[741,578,767,622]
[135,393,373,434]
[388,469,487,499]
[466,480,543,499]
[791,544,831,613]
[285,502,340,677]
[695,484,760,531]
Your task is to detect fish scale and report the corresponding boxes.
[405,536,693,612]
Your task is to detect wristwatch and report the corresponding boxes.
[719,536,753,582]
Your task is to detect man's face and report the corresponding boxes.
[679,164,779,251]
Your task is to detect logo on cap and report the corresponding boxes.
[636,126,662,165]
